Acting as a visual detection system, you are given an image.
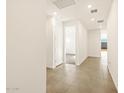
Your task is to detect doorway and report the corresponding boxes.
[64,25,76,64]
[101,33,107,50]
[101,32,107,63]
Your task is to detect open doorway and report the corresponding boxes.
[64,24,76,64]
[101,33,107,50]
[101,31,107,63]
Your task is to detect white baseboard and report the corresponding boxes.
[76,56,88,66]
[88,54,101,58]
[108,65,118,90]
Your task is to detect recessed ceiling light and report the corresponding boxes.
[88,5,92,8]
[91,18,95,21]
[53,12,57,15]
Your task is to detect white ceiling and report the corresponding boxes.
[47,0,113,30]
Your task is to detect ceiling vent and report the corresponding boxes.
[91,9,98,13]
[51,0,76,9]
[97,20,104,23]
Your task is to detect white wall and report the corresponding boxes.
[101,29,107,35]
[88,30,101,57]
[46,16,63,68]
[6,0,46,93]
[76,22,88,65]
[46,16,54,68]
[107,0,118,89]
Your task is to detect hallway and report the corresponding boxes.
[5,0,118,92]
[47,52,117,93]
